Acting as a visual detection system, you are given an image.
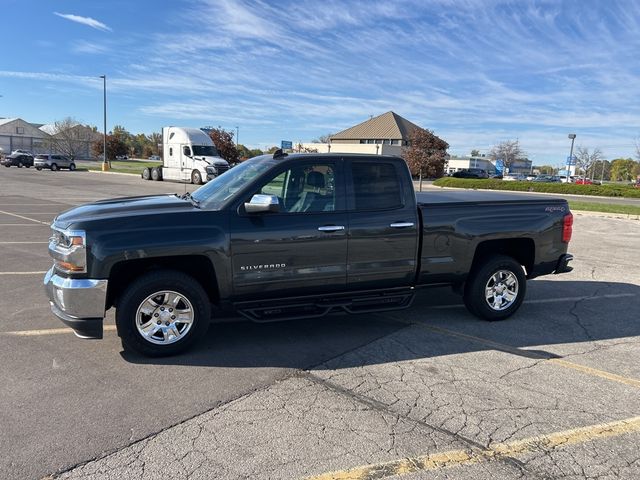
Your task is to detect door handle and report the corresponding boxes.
[318,225,345,232]
[390,222,415,228]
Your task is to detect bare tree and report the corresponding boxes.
[311,133,334,143]
[574,146,603,179]
[48,117,100,159]
[488,140,524,173]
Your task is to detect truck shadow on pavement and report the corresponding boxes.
[120,279,640,369]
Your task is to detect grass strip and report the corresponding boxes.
[568,201,640,216]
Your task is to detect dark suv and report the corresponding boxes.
[451,168,489,179]
[34,154,76,171]
[2,153,34,168]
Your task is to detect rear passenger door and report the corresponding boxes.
[346,159,419,290]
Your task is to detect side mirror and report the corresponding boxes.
[244,194,280,214]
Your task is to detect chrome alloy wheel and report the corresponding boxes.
[484,270,519,311]
[135,290,194,345]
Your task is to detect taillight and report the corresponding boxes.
[562,213,573,243]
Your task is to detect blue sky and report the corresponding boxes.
[1,0,639,165]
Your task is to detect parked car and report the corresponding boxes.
[574,177,594,185]
[502,173,525,181]
[148,155,161,161]
[525,174,537,181]
[451,168,489,179]
[34,154,76,171]
[489,173,503,179]
[2,153,34,168]
[44,152,573,356]
[12,149,33,156]
[115,155,129,160]
[532,175,562,183]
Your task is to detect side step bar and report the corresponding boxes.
[235,287,415,323]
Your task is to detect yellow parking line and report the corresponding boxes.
[421,325,640,388]
[304,415,640,480]
[2,325,117,336]
[0,210,49,225]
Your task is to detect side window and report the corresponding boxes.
[256,164,338,213]
[183,146,191,156]
[351,162,403,211]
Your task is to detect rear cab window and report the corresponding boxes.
[350,162,404,211]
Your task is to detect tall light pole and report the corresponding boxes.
[99,75,107,170]
[235,126,239,147]
[567,133,576,182]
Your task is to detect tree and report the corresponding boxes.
[609,158,639,181]
[206,128,239,164]
[295,142,318,153]
[590,160,611,182]
[470,149,480,157]
[267,146,280,154]
[403,128,449,190]
[488,140,524,173]
[47,117,99,160]
[536,165,555,175]
[311,133,334,143]
[249,148,264,157]
[574,146,603,179]
[92,134,127,161]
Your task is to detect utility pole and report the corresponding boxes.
[567,133,576,182]
[235,126,239,147]
[100,75,108,170]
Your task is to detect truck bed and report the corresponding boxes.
[416,190,565,206]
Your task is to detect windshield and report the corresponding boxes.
[191,155,277,209]
[192,145,218,157]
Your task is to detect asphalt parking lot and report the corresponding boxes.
[1,167,639,480]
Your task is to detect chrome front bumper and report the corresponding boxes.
[44,267,108,339]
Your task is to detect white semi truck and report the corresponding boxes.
[142,127,230,184]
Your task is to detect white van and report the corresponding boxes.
[143,127,230,184]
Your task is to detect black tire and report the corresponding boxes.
[69,163,76,171]
[463,254,526,321]
[151,167,162,181]
[36,167,42,171]
[18,162,23,168]
[191,170,202,185]
[25,165,31,168]
[116,270,211,357]
[142,167,151,180]
[51,163,58,171]
[4,164,10,168]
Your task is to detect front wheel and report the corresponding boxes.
[18,162,23,168]
[50,163,58,171]
[36,167,42,171]
[116,270,211,356]
[191,169,202,185]
[463,255,526,321]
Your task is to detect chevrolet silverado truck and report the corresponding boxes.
[44,152,574,356]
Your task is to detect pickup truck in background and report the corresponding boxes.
[44,152,573,356]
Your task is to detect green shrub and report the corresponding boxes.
[431,178,640,198]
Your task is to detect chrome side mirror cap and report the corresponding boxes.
[244,194,280,213]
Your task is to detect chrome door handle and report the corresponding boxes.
[318,225,345,232]
[390,222,415,228]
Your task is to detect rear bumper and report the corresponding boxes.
[554,253,574,274]
[43,268,108,339]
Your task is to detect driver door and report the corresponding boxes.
[229,160,348,300]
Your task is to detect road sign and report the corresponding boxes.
[495,159,504,173]
[281,140,292,149]
[566,155,576,166]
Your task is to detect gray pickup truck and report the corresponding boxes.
[44,152,573,356]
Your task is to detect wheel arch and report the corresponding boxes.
[471,238,535,276]
[106,255,219,309]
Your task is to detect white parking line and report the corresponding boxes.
[0,271,48,275]
[0,224,49,226]
[430,293,637,309]
[0,241,48,244]
[0,210,49,225]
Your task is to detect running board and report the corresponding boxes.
[235,288,415,323]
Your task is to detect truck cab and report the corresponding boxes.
[160,127,229,184]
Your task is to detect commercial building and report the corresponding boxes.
[0,118,50,155]
[446,155,533,175]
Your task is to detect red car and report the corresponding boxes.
[574,177,593,185]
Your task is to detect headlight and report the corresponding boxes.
[49,227,87,273]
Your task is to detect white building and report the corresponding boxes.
[0,118,50,155]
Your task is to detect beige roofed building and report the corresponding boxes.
[300,111,422,156]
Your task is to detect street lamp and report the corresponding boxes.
[567,133,576,182]
[99,75,108,170]
[235,126,239,147]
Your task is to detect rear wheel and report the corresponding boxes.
[36,167,42,171]
[463,255,526,321]
[69,163,76,171]
[50,163,58,171]
[151,167,162,181]
[142,167,151,180]
[18,162,23,168]
[191,170,202,185]
[116,270,210,356]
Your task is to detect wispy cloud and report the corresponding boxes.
[72,41,109,54]
[53,12,112,32]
